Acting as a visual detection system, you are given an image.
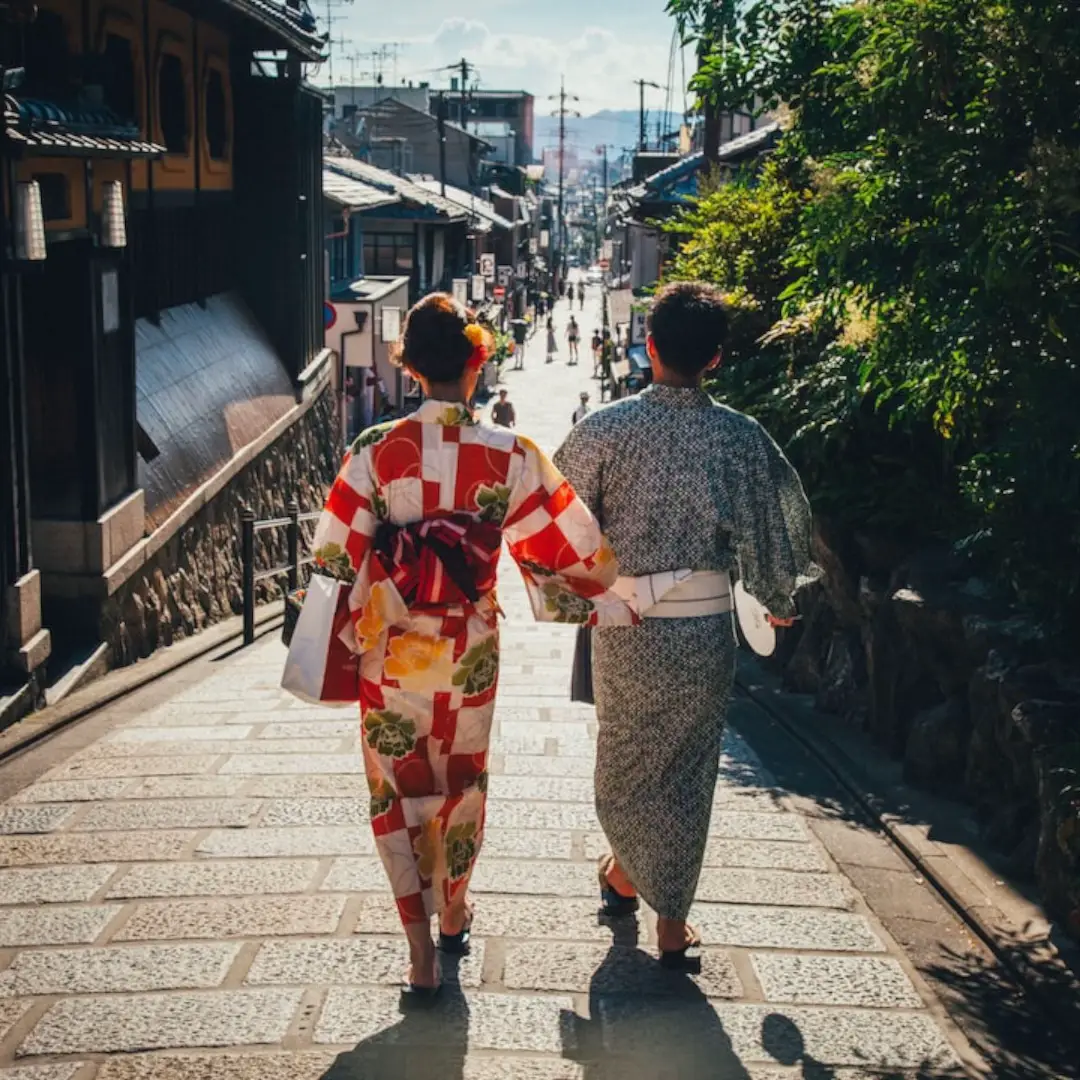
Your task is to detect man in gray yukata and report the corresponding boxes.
[553,282,814,964]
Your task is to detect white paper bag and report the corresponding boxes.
[280,575,359,706]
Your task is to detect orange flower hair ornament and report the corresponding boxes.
[464,323,488,372]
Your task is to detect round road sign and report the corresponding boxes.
[324,301,337,331]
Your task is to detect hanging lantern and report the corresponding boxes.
[13,180,47,261]
[100,180,127,248]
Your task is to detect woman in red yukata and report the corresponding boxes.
[310,293,634,998]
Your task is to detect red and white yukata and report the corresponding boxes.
[311,399,632,927]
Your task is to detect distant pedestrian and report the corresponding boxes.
[566,316,580,365]
[577,281,586,310]
[546,316,557,364]
[572,391,591,425]
[591,329,603,375]
[566,280,574,302]
[491,388,516,428]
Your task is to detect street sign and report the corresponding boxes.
[381,307,401,343]
[452,278,469,307]
[493,286,506,300]
[601,239,614,262]
[479,253,495,282]
[471,274,486,302]
[540,229,550,249]
[598,259,610,271]
[497,265,513,287]
[515,263,528,280]
[529,237,538,255]
[324,301,337,331]
[630,308,647,345]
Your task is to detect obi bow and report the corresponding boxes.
[372,515,502,609]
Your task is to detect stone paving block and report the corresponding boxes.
[707,811,807,842]
[314,987,576,1054]
[696,868,851,909]
[124,777,250,800]
[258,721,357,740]
[688,903,885,952]
[503,755,594,778]
[104,726,254,744]
[93,1053,337,1080]
[0,864,117,905]
[482,829,573,860]
[504,942,741,999]
[462,1060,584,1080]
[497,723,593,747]
[246,938,483,988]
[107,859,320,899]
[0,999,29,1042]
[0,805,76,835]
[321,858,391,893]
[115,895,347,940]
[0,904,122,946]
[195,825,373,859]
[471,860,595,897]
[487,733,551,756]
[9,779,134,804]
[244,775,366,799]
[218,754,363,776]
[259,799,369,827]
[751,954,924,1008]
[592,1000,957,1069]
[45,756,222,780]
[488,777,593,803]
[486,803,600,831]
[171,687,283,703]
[713,788,787,812]
[16,988,304,1056]
[581,833,827,872]
[0,831,196,867]
[72,799,261,832]
[0,1064,83,1080]
[0,941,240,996]
[81,738,346,758]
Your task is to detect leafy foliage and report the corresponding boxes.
[669,0,1080,633]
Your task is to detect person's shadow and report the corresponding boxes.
[561,936,755,1079]
[319,958,470,1080]
[761,1013,837,1079]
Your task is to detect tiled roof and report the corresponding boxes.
[644,123,780,192]
[408,177,515,231]
[221,0,325,60]
[324,156,467,219]
[323,168,400,211]
[2,95,165,158]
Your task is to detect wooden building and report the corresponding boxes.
[1,0,326,714]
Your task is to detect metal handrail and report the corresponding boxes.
[240,499,319,645]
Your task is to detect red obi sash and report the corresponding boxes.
[373,515,501,609]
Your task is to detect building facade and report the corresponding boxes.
[438,89,533,167]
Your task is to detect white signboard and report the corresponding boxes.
[529,237,538,255]
[601,239,614,262]
[516,263,528,280]
[381,306,401,343]
[497,265,513,287]
[630,308,647,346]
[479,253,496,282]
[471,274,486,302]
[452,278,469,308]
[540,229,550,249]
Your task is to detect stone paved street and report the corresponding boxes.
[0,287,977,1077]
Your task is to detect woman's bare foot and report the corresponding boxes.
[439,894,474,938]
[656,918,700,954]
[404,923,439,989]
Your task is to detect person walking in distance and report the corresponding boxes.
[553,282,812,968]
[566,316,581,365]
[546,316,558,364]
[577,280,586,310]
[572,391,591,425]
[591,329,603,376]
[491,388,516,428]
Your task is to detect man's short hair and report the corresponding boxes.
[647,282,728,377]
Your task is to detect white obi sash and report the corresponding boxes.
[612,569,733,619]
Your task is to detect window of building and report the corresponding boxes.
[33,172,71,222]
[205,67,228,161]
[329,220,349,284]
[101,33,137,120]
[158,53,188,153]
[363,233,414,277]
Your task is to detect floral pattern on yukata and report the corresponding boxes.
[554,384,813,920]
[311,398,633,926]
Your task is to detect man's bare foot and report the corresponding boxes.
[657,918,700,954]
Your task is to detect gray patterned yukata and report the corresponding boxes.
[553,384,812,920]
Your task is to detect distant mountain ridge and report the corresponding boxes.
[533,109,682,158]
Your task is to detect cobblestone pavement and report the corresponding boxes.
[0,287,976,1078]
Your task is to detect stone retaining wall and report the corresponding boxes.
[769,518,1080,940]
[101,389,340,666]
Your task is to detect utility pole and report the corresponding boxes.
[634,78,664,151]
[320,0,354,91]
[550,78,579,289]
[436,91,447,197]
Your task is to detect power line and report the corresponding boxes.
[633,79,665,150]
[549,77,580,283]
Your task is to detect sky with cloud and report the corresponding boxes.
[322,0,685,117]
